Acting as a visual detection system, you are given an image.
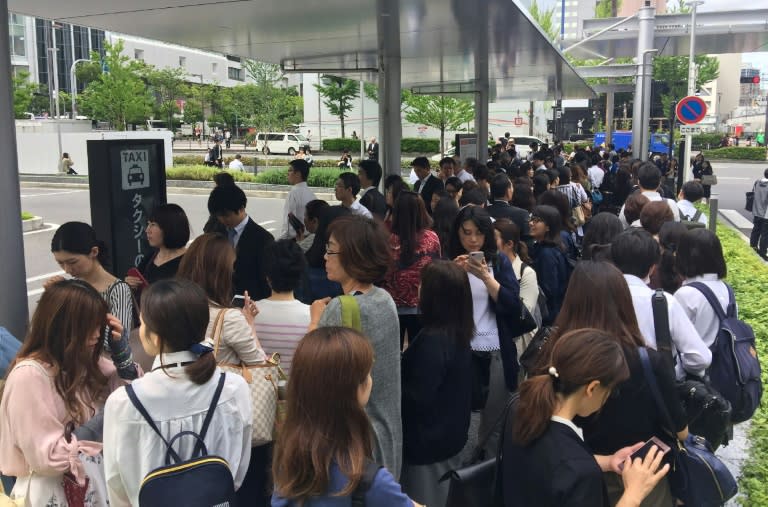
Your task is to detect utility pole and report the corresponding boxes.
[682,0,704,182]
[70,58,90,119]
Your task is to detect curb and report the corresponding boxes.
[19,175,337,201]
[21,216,44,232]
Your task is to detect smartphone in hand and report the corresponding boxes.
[469,251,485,263]
[619,437,671,471]
[126,267,149,288]
[231,295,246,308]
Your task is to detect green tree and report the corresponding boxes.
[529,0,558,41]
[595,0,622,18]
[653,55,719,117]
[78,39,153,130]
[403,94,474,156]
[314,76,359,138]
[243,60,285,87]
[12,71,37,118]
[143,67,186,132]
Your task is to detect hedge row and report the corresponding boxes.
[253,168,345,187]
[164,165,345,188]
[702,147,766,161]
[321,137,440,153]
[166,166,259,183]
[715,226,768,505]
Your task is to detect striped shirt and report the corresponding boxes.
[253,299,310,375]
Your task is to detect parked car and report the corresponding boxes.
[255,132,309,155]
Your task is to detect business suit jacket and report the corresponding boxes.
[360,188,387,220]
[413,174,444,215]
[487,200,531,240]
[233,217,275,301]
[367,142,379,161]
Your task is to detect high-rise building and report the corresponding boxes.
[552,0,598,41]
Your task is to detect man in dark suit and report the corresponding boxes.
[367,137,379,161]
[207,184,274,300]
[412,156,444,215]
[358,160,387,220]
[487,173,531,242]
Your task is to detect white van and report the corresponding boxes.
[255,132,309,155]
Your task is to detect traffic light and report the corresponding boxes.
[740,75,760,84]
[547,120,554,133]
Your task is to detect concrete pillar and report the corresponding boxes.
[474,8,489,162]
[606,87,615,147]
[0,0,30,339]
[631,3,655,160]
[377,0,402,176]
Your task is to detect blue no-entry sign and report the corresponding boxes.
[676,96,707,125]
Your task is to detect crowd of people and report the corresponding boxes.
[0,138,761,507]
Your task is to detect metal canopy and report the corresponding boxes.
[569,9,768,59]
[8,0,594,100]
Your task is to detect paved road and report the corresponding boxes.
[20,187,286,316]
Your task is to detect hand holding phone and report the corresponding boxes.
[618,437,671,471]
[126,268,149,289]
[231,295,246,308]
[469,251,485,264]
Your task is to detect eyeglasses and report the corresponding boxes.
[325,244,340,255]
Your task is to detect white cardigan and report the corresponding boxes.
[103,352,253,507]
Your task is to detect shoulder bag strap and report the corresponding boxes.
[339,295,362,332]
[692,210,702,222]
[194,372,227,457]
[687,282,727,321]
[125,384,183,463]
[637,347,676,436]
[350,462,382,507]
[724,283,737,318]
[651,290,673,360]
[211,308,228,358]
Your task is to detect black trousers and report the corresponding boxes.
[236,443,272,507]
[750,216,768,256]
[398,313,422,350]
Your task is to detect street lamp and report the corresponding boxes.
[70,58,91,119]
[682,0,704,182]
[189,73,205,144]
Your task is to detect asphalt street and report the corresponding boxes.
[20,187,285,316]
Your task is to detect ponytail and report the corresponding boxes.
[512,374,557,445]
[185,353,217,385]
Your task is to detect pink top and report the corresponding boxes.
[0,357,128,484]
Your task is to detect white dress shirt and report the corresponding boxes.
[588,165,605,188]
[677,199,708,225]
[348,199,373,218]
[229,214,250,248]
[674,274,732,348]
[280,181,317,239]
[623,274,711,378]
[103,351,253,507]
[619,191,681,228]
[228,159,244,171]
[455,169,476,183]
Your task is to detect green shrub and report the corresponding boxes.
[401,138,440,153]
[702,147,766,161]
[173,154,258,166]
[692,133,724,150]
[165,166,259,183]
[21,212,34,220]
[714,226,768,505]
[321,138,362,152]
[254,167,346,187]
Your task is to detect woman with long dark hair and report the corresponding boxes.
[649,222,687,293]
[272,327,419,506]
[400,262,474,506]
[0,280,135,505]
[528,205,570,325]
[381,192,441,349]
[504,328,668,507]
[48,221,139,379]
[449,206,522,456]
[535,261,688,505]
[103,279,252,506]
[431,197,459,258]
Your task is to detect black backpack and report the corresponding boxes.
[350,463,383,506]
[688,282,763,423]
[678,209,706,230]
[125,373,238,507]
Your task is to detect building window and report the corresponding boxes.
[228,66,243,81]
[9,13,26,58]
[212,62,218,73]
[134,49,144,61]
[179,56,186,68]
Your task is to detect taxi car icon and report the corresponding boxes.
[127,164,145,186]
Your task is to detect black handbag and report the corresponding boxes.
[441,394,517,507]
[651,290,731,448]
[519,326,555,375]
[638,348,738,506]
[745,190,755,212]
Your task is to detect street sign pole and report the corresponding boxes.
[683,0,704,183]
